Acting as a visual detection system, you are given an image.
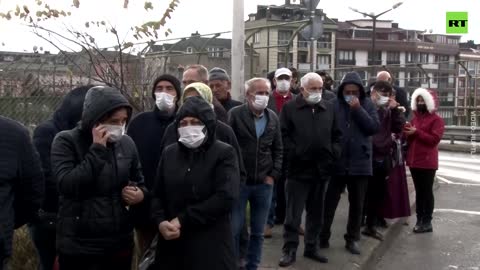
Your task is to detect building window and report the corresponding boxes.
[435,54,449,63]
[338,50,354,60]
[318,55,331,65]
[186,47,193,54]
[387,51,400,64]
[432,73,439,83]
[447,38,458,45]
[437,36,447,44]
[419,53,429,64]
[253,32,260,44]
[368,51,382,63]
[298,51,308,63]
[388,34,399,41]
[406,52,418,63]
[447,92,454,102]
[207,47,224,58]
[278,30,292,45]
[317,32,332,48]
[277,52,293,66]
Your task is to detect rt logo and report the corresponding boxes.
[446,12,468,33]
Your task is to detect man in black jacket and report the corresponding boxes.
[278,73,342,267]
[0,116,44,270]
[209,67,243,111]
[372,71,411,118]
[31,85,91,270]
[229,78,283,270]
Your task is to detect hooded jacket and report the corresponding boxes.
[406,88,445,169]
[33,85,91,213]
[51,86,147,255]
[127,75,181,189]
[152,96,239,270]
[334,72,380,176]
[0,117,44,259]
[162,83,247,183]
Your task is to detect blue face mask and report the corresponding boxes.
[344,95,354,103]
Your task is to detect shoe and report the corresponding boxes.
[378,218,389,228]
[319,239,330,249]
[298,225,305,235]
[415,221,433,234]
[345,241,361,255]
[362,227,384,241]
[279,250,296,267]
[264,225,273,238]
[304,250,328,263]
[413,219,423,233]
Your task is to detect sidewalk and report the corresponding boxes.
[258,177,415,270]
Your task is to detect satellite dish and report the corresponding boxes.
[429,29,433,34]
[300,16,324,40]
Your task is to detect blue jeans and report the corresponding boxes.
[267,184,276,227]
[232,183,273,270]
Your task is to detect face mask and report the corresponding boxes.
[344,95,354,103]
[155,92,175,111]
[376,93,389,107]
[417,104,428,113]
[252,95,269,110]
[178,125,207,149]
[306,91,322,105]
[276,80,290,93]
[104,124,125,143]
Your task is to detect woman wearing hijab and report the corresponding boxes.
[51,86,147,269]
[151,96,240,270]
[404,88,445,234]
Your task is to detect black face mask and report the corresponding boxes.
[417,104,427,113]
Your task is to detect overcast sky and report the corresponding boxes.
[0,0,478,53]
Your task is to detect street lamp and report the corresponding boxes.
[349,2,403,75]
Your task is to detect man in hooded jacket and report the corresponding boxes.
[127,74,182,252]
[320,72,380,255]
[31,85,92,270]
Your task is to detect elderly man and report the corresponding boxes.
[229,78,283,270]
[278,72,342,267]
[182,64,228,122]
[209,67,243,111]
[373,71,411,118]
[320,72,380,255]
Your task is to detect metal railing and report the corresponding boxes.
[443,126,480,144]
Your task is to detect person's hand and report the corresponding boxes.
[349,96,361,109]
[388,97,399,109]
[122,186,144,205]
[264,176,274,186]
[403,126,417,136]
[92,125,109,147]
[171,217,181,230]
[158,221,180,240]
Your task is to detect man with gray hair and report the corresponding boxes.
[229,78,283,270]
[278,72,342,267]
[209,67,243,111]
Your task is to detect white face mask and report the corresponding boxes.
[178,125,207,149]
[306,91,322,105]
[376,93,390,107]
[252,95,269,111]
[104,124,125,143]
[276,80,290,93]
[155,92,176,111]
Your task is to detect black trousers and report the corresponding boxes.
[283,179,328,252]
[410,168,436,223]
[365,161,388,228]
[321,175,369,242]
[58,251,132,270]
[274,173,287,224]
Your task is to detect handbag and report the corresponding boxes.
[138,234,159,270]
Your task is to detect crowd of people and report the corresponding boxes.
[0,64,445,270]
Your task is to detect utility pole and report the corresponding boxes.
[232,0,245,100]
[309,1,317,72]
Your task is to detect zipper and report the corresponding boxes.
[345,107,352,175]
[254,133,259,184]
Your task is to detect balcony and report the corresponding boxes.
[338,59,356,66]
[297,41,309,49]
[278,40,289,46]
[386,60,400,65]
[439,62,456,70]
[317,42,332,49]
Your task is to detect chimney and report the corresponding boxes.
[392,23,399,28]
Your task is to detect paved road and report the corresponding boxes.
[374,151,480,270]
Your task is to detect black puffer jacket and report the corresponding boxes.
[51,86,147,255]
[152,96,239,270]
[33,85,91,213]
[228,104,283,185]
[0,117,44,258]
[280,95,342,181]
